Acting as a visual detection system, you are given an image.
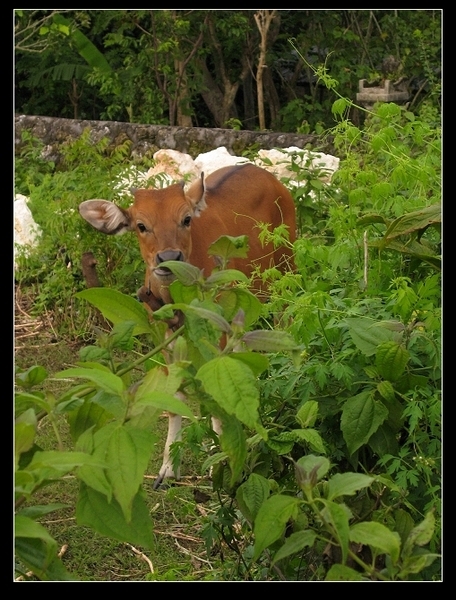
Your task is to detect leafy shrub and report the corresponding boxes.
[14,98,440,580]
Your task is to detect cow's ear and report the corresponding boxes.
[79,200,132,235]
[185,172,207,217]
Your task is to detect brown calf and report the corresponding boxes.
[79,163,296,485]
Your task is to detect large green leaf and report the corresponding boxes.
[55,367,125,397]
[341,391,388,455]
[76,288,153,336]
[345,317,396,357]
[272,530,317,565]
[218,288,263,327]
[325,564,364,581]
[326,472,374,501]
[381,203,441,242]
[196,356,266,437]
[350,521,401,564]
[376,341,410,382]
[253,494,300,560]
[236,473,271,523]
[219,415,247,486]
[132,391,196,421]
[321,500,351,564]
[207,235,250,264]
[402,511,436,558]
[134,364,184,400]
[15,525,75,581]
[76,484,154,550]
[241,329,300,352]
[104,425,155,522]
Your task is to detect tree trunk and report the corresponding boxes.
[263,66,281,131]
[174,58,193,127]
[254,10,277,131]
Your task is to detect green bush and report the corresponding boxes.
[14,98,440,580]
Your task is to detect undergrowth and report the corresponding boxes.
[14,82,441,581]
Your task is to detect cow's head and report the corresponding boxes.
[79,173,206,302]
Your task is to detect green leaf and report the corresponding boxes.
[196,356,266,436]
[15,533,75,581]
[206,269,250,286]
[55,367,125,396]
[376,341,410,382]
[15,392,50,416]
[68,399,111,442]
[15,410,37,464]
[108,321,136,350]
[76,483,154,549]
[368,423,399,456]
[341,391,388,455]
[15,365,48,388]
[76,288,153,336]
[241,330,300,352]
[53,14,112,73]
[135,364,183,400]
[325,564,364,581]
[402,510,436,558]
[321,501,351,564]
[393,509,415,546]
[17,504,69,520]
[356,213,389,227]
[272,529,317,564]
[296,401,319,428]
[326,472,374,501]
[236,473,271,523]
[158,260,203,285]
[296,455,330,482]
[15,515,57,544]
[207,235,250,262]
[377,380,396,402]
[133,391,196,421]
[172,303,232,333]
[381,203,441,242]
[373,238,441,270]
[228,352,269,377]
[218,288,263,327]
[26,451,101,486]
[273,429,326,454]
[345,317,396,356]
[350,521,401,564]
[253,494,300,560]
[219,416,247,486]
[104,426,155,522]
[398,553,440,578]
[332,98,348,116]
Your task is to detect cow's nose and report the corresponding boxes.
[156,250,184,264]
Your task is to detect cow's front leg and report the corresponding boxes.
[153,389,187,489]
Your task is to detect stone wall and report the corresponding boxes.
[14,114,333,165]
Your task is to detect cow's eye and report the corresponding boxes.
[182,215,192,227]
[137,222,147,233]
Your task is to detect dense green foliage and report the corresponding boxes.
[14,30,441,580]
[15,10,441,131]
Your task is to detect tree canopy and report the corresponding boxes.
[14,10,441,132]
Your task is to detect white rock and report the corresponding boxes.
[14,194,41,267]
[255,147,339,184]
[145,149,200,189]
[194,147,250,176]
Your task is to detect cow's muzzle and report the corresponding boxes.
[154,250,184,276]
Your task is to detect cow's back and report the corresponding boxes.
[188,163,296,280]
